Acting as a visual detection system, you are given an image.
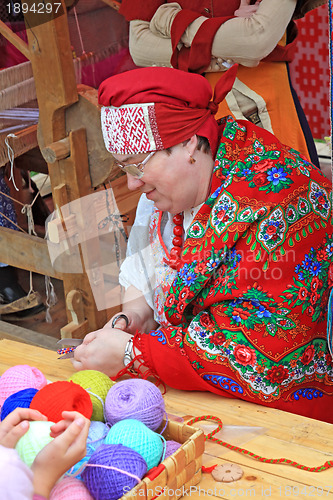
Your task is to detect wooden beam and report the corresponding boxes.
[0,321,58,350]
[24,1,78,145]
[65,87,116,187]
[41,137,71,163]
[0,125,38,168]
[0,227,64,278]
[0,20,30,60]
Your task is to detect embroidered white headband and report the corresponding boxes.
[101,103,164,155]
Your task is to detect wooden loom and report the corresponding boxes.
[0,0,139,345]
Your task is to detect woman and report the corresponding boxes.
[118,0,325,167]
[72,66,333,423]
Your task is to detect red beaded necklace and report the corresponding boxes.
[168,213,184,270]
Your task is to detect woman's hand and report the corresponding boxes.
[108,310,147,335]
[0,408,47,448]
[71,327,133,377]
[31,411,90,498]
[234,0,261,17]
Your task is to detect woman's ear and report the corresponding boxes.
[184,135,198,156]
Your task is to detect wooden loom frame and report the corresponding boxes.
[0,0,137,347]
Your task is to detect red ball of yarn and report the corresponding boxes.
[30,381,93,422]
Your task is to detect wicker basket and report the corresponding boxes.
[121,419,205,500]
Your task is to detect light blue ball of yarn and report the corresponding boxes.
[87,421,109,454]
[66,421,109,479]
[104,419,163,471]
[16,421,54,467]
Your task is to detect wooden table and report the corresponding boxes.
[1,338,332,499]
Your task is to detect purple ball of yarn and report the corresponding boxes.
[1,388,38,421]
[82,443,147,500]
[104,379,165,431]
[164,440,182,458]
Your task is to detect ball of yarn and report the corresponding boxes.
[164,440,182,458]
[1,388,38,421]
[0,365,46,407]
[16,421,54,467]
[50,477,94,500]
[68,370,114,421]
[104,419,163,470]
[82,443,147,500]
[30,381,93,422]
[104,379,165,431]
[87,421,109,454]
[66,420,109,479]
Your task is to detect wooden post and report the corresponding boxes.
[23,3,109,333]
[0,0,139,338]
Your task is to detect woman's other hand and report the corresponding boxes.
[109,286,158,335]
[108,310,146,335]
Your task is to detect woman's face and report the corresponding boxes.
[113,140,213,214]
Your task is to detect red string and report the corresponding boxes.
[187,415,333,473]
[201,465,218,473]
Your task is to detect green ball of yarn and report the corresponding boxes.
[67,370,114,421]
[104,419,163,471]
[16,421,54,467]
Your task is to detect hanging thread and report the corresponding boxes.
[45,275,57,323]
[4,134,19,191]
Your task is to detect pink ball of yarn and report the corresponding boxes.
[50,477,94,500]
[0,365,47,407]
[164,440,182,458]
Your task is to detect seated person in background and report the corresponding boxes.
[0,407,90,499]
[72,65,333,424]
[119,0,325,167]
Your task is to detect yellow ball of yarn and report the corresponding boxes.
[67,370,114,421]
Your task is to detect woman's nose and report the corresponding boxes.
[127,173,144,190]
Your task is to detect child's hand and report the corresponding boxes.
[31,411,90,498]
[0,408,47,448]
[234,0,261,18]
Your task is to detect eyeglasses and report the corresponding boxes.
[114,151,156,179]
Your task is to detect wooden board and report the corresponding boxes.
[0,338,75,381]
[0,320,57,350]
[0,125,38,168]
[0,339,332,500]
[65,86,117,188]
